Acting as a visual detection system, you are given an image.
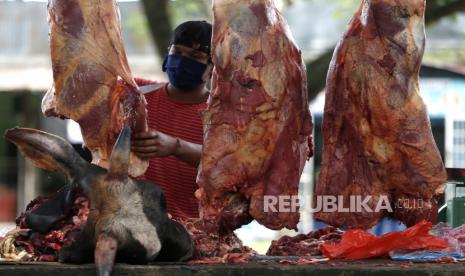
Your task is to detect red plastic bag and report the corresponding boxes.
[321,220,448,259]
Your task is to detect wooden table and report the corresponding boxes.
[1,259,464,276]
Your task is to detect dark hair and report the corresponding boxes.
[170,21,212,55]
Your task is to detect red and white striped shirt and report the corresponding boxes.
[135,78,206,219]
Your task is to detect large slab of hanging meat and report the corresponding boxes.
[315,0,446,229]
[196,0,313,232]
[42,0,148,176]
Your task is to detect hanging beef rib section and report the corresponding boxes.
[196,0,313,232]
[42,0,148,176]
[315,0,446,229]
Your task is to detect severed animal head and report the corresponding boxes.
[5,126,193,276]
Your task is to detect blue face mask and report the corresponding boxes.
[162,55,208,90]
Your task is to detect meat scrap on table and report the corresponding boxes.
[177,218,257,262]
[0,190,89,262]
[267,227,343,257]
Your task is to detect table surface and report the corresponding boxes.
[0,259,465,276]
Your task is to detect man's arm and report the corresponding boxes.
[172,138,202,167]
[131,130,202,167]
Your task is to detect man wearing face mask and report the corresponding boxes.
[131,21,213,219]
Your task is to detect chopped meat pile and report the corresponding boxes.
[176,218,256,262]
[266,227,343,256]
[11,192,89,261]
[196,0,313,233]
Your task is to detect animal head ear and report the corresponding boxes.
[106,126,131,180]
[4,127,89,178]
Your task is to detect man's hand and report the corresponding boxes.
[132,130,179,159]
[132,129,202,167]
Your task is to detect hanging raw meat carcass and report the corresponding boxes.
[196,0,313,232]
[315,0,446,229]
[42,0,148,176]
